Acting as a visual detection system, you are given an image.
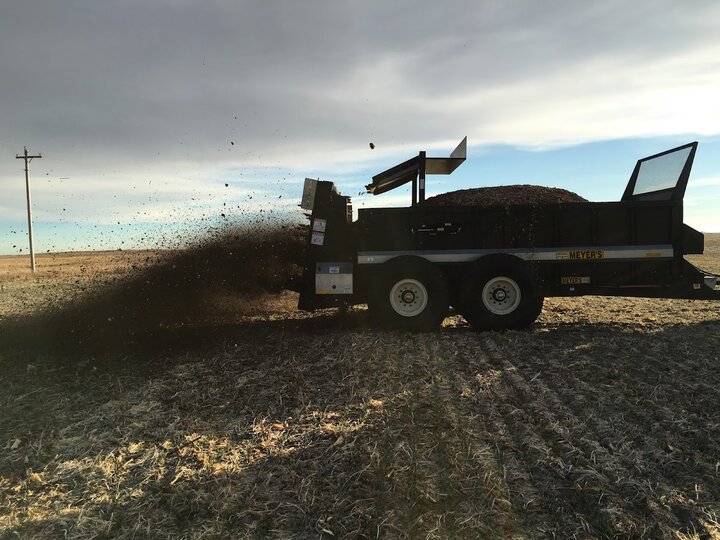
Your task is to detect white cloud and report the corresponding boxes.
[1,0,720,249]
[689,176,720,188]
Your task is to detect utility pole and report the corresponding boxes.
[16,147,42,272]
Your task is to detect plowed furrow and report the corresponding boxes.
[513,340,720,502]
[493,332,720,534]
[488,346,687,534]
[480,334,671,537]
[430,336,527,537]
[460,337,600,536]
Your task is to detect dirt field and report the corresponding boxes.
[2,237,720,539]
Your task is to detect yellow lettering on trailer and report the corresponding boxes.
[561,276,591,284]
[568,250,604,260]
[557,250,604,260]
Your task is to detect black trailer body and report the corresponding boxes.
[298,140,720,330]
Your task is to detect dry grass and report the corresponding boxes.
[1,236,720,539]
[0,251,172,320]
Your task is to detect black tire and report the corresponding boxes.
[459,255,543,331]
[369,257,449,331]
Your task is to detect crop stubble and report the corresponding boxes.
[1,232,719,538]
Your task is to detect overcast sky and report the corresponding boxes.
[2,0,720,253]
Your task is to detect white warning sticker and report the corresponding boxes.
[310,231,325,246]
[312,218,327,233]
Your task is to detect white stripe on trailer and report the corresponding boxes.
[356,245,674,264]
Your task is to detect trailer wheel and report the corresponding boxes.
[372,257,449,331]
[460,255,543,331]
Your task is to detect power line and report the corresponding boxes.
[15,146,42,272]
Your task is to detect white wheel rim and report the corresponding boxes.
[389,278,428,317]
[482,276,521,315]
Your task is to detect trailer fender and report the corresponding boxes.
[369,256,449,331]
[459,254,544,331]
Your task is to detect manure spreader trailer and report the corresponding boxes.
[298,138,720,331]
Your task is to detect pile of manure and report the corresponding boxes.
[422,185,587,207]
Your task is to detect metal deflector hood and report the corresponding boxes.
[366,137,467,195]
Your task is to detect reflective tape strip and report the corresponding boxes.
[356,245,674,264]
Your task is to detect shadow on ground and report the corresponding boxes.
[2,235,720,537]
[2,311,720,538]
